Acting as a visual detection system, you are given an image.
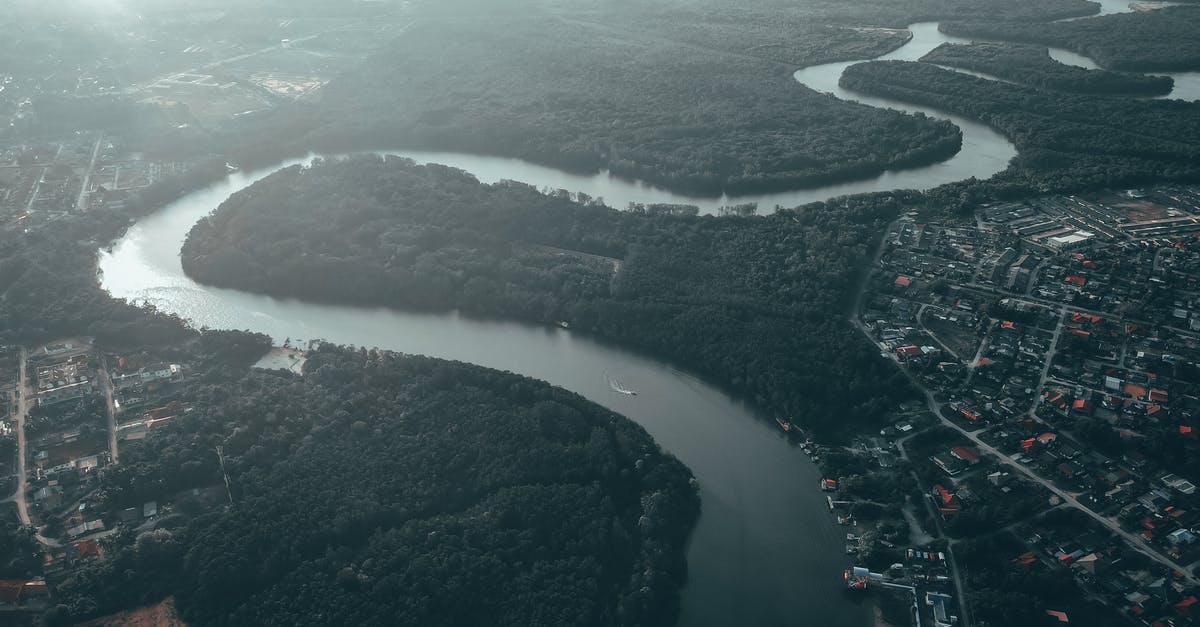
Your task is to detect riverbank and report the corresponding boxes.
[99,157,880,627]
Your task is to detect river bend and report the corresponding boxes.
[98,4,1191,626]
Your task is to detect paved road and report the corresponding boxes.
[98,365,119,464]
[75,133,104,212]
[23,144,63,214]
[13,348,29,527]
[11,349,62,548]
[1028,307,1066,417]
[853,220,976,627]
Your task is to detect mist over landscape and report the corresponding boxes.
[1,1,1200,626]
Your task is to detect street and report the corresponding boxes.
[98,363,119,465]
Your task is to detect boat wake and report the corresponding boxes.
[605,371,638,396]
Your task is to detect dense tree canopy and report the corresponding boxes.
[922,42,1174,96]
[940,6,1200,72]
[53,344,699,627]
[841,60,1200,194]
[183,156,917,439]
[303,18,961,196]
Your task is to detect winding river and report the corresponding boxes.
[97,4,1192,626]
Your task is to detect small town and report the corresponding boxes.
[805,185,1200,627]
[0,337,191,611]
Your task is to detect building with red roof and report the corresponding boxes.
[1176,595,1198,618]
[0,580,49,608]
[950,446,980,464]
[1064,275,1087,286]
[932,484,961,516]
[894,275,913,288]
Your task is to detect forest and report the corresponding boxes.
[182,155,918,439]
[47,342,699,626]
[300,17,961,197]
[921,42,1174,96]
[840,60,1200,195]
[113,0,1103,193]
[940,6,1200,71]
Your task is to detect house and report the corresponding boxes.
[932,453,965,476]
[950,446,981,465]
[932,484,962,516]
[1169,529,1197,546]
[70,539,104,562]
[925,592,958,627]
[66,520,105,539]
[0,580,49,608]
[1073,552,1111,576]
[1012,551,1037,568]
[1162,474,1197,495]
[895,275,913,288]
[1177,595,1199,619]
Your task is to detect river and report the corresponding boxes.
[97,4,1184,627]
[99,162,870,627]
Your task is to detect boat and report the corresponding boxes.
[775,417,791,432]
[607,377,637,396]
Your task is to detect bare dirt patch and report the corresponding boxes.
[76,597,186,627]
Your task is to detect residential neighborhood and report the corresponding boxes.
[0,337,190,614]
[830,185,1200,626]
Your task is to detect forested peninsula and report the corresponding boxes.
[302,18,960,197]
[51,339,699,627]
[182,155,915,438]
[939,6,1200,72]
[921,42,1174,96]
[219,0,1104,196]
[839,60,1200,193]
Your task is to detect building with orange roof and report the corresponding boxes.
[932,484,961,516]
